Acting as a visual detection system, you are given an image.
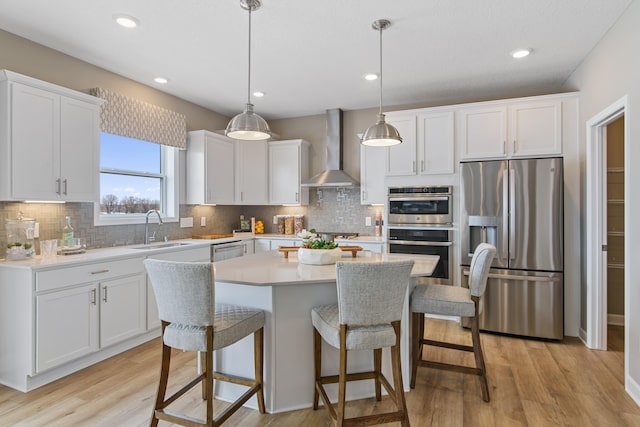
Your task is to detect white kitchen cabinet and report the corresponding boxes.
[0,71,102,202]
[187,130,235,205]
[254,238,271,253]
[146,246,211,330]
[459,100,562,160]
[269,139,309,205]
[385,114,417,176]
[242,239,255,255]
[384,111,454,177]
[360,144,386,205]
[35,257,145,373]
[36,283,99,372]
[99,274,146,348]
[236,140,269,204]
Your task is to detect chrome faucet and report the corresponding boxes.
[144,209,164,245]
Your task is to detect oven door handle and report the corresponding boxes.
[388,196,449,202]
[390,240,452,247]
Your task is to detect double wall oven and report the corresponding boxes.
[387,186,453,284]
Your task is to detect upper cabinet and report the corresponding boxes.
[187,130,235,205]
[458,99,562,160]
[385,111,454,176]
[360,144,386,205]
[269,139,309,205]
[236,139,268,205]
[0,70,103,202]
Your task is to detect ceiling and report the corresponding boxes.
[0,0,632,119]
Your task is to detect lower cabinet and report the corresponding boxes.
[99,275,146,348]
[254,238,271,253]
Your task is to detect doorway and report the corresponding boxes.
[585,96,628,360]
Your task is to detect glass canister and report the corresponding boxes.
[284,216,295,235]
[277,215,285,234]
[294,215,304,235]
[5,212,36,260]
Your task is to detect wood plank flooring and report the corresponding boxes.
[0,320,637,426]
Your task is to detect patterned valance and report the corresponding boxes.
[88,88,187,149]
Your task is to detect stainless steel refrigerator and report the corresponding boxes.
[460,158,563,339]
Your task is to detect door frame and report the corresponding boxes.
[585,95,628,351]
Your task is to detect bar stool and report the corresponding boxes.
[311,260,415,427]
[410,243,496,401]
[143,259,265,427]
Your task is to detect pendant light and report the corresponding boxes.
[361,19,402,147]
[226,0,271,140]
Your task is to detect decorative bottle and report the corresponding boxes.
[62,216,74,246]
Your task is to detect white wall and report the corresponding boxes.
[563,0,640,400]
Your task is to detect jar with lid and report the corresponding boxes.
[5,212,36,260]
[284,216,295,235]
[294,215,304,235]
[277,216,285,234]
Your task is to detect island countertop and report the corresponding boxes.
[214,250,439,286]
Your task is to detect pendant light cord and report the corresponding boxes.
[378,24,383,116]
[247,6,252,105]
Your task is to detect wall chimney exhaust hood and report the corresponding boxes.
[301,108,360,188]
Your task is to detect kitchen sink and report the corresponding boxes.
[131,242,193,250]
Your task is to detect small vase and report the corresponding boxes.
[297,247,342,265]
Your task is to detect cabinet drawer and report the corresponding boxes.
[36,258,144,292]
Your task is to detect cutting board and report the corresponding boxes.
[192,233,233,239]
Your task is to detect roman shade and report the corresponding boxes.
[88,87,187,149]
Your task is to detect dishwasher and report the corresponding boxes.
[211,240,245,262]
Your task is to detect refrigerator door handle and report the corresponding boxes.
[509,168,516,260]
[501,169,509,260]
[462,269,561,283]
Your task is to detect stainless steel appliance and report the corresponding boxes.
[460,158,563,339]
[387,186,453,284]
[388,186,452,225]
[211,240,245,262]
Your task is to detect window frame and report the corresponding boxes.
[94,136,179,226]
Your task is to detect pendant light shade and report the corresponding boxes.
[361,19,402,147]
[226,0,271,141]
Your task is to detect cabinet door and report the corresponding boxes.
[100,274,146,348]
[418,111,454,175]
[60,97,100,202]
[508,100,562,157]
[237,140,268,204]
[10,83,60,200]
[254,239,271,253]
[206,134,235,204]
[269,143,301,204]
[242,240,255,255]
[385,115,417,176]
[360,144,386,204]
[36,284,98,372]
[459,106,507,160]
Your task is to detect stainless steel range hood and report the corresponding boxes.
[301,108,360,188]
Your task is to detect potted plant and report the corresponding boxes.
[296,229,342,265]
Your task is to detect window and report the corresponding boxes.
[94,133,179,225]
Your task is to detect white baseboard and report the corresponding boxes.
[627,374,640,407]
[578,327,588,345]
[608,314,625,326]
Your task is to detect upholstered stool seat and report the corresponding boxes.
[312,260,414,427]
[144,259,265,427]
[410,243,496,402]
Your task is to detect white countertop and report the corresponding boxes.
[214,250,438,286]
[255,234,385,243]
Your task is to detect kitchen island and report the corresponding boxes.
[212,250,438,413]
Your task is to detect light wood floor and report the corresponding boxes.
[0,319,638,426]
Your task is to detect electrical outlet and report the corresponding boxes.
[180,217,194,228]
[365,217,372,226]
[200,216,206,227]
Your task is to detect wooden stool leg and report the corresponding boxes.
[374,348,382,401]
[254,327,266,413]
[410,312,422,389]
[313,328,322,410]
[391,321,410,427]
[205,326,214,426]
[200,351,206,400]
[151,323,171,427]
[471,315,490,402]
[337,325,348,427]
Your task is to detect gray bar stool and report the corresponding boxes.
[144,259,265,427]
[410,243,496,401]
[311,260,414,427]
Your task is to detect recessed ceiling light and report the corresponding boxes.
[364,73,379,81]
[253,91,265,98]
[113,14,139,28]
[154,77,168,84]
[511,48,531,59]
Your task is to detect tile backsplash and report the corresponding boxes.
[0,187,382,257]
